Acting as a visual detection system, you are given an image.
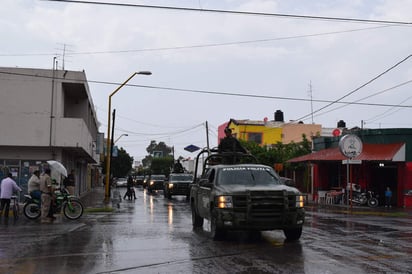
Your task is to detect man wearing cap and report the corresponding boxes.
[39,168,53,223]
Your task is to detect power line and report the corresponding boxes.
[1,70,411,110]
[0,25,396,57]
[44,0,412,25]
[295,54,412,122]
[304,79,412,121]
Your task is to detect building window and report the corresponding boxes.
[248,133,262,144]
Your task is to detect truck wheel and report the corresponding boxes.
[211,214,225,240]
[283,227,302,241]
[191,203,203,228]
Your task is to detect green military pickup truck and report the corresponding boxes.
[189,149,305,240]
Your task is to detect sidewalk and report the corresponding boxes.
[306,200,412,217]
[80,186,112,209]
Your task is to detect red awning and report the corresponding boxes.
[288,142,405,163]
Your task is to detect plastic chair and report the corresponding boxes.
[317,191,327,204]
[325,192,334,204]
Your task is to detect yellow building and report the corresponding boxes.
[218,111,321,146]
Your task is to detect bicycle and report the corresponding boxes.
[10,195,20,221]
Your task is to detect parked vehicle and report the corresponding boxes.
[23,187,84,220]
[147,174,166,193]
[190,148,305,241]
[164,173,194,199]
[349,189,379,207]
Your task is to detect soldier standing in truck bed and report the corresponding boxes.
[218,127,247,153]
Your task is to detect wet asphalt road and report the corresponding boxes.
[1,187,411,274]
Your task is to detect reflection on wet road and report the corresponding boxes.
[1,187,411,273]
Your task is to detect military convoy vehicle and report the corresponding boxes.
[189,148,305,240]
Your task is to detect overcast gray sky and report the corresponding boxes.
[2,0,412,161]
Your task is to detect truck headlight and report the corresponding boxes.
[168,183,174,189]
[296,195,304,208]
[216,196,233,208]
[150,181,154,186]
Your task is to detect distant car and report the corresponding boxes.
[147,174,166,193]
[164,173,194,199]
[115,177,128,187]
[143,175,150,188]
[135,175,145,186]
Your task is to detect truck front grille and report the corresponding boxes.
[232,191,296,223]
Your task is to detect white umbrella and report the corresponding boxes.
[47,160,68,177]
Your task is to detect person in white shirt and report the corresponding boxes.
[0,173,22,218]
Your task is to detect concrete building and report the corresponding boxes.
[218,110,322,146]
[0,67,102,198]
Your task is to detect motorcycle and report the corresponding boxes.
[349,189,379,208]
[23,187,84,220]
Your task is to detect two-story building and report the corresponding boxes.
[0,67,102,198]
[218,110,322,146]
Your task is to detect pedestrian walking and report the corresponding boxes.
[123,175,136,200]
[385,186,392,208]
[0,173,22,219]
[39,168,54,223]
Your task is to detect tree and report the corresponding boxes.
[151,156,174,177]
[102,147,133,178]
[146,140,172,156]
[142,140,173,168]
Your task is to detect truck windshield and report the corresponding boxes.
[218,167,280,186]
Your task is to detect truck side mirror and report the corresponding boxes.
[199,178,213,188]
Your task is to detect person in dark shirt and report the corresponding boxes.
[218,127,247,153]
[124,175,136,200]
[173,160,184,173]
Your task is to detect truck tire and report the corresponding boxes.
[191,203,204,228]
[283,227,302,241]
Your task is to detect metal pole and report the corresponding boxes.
[206,121,210,151]
[104,71,152,200]
[109,109,116,197]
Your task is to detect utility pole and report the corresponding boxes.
[205,121,210,151]
[108,109,116,198]
[308,81,314,124]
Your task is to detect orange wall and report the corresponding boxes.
[282,123,321,143]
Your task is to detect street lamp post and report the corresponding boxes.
[114,133,128,144]
[104,71,151,201]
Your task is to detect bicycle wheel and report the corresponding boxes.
[13,202,19,221]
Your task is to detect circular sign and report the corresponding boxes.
[332,128,341,137]
[339,134,363,158]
